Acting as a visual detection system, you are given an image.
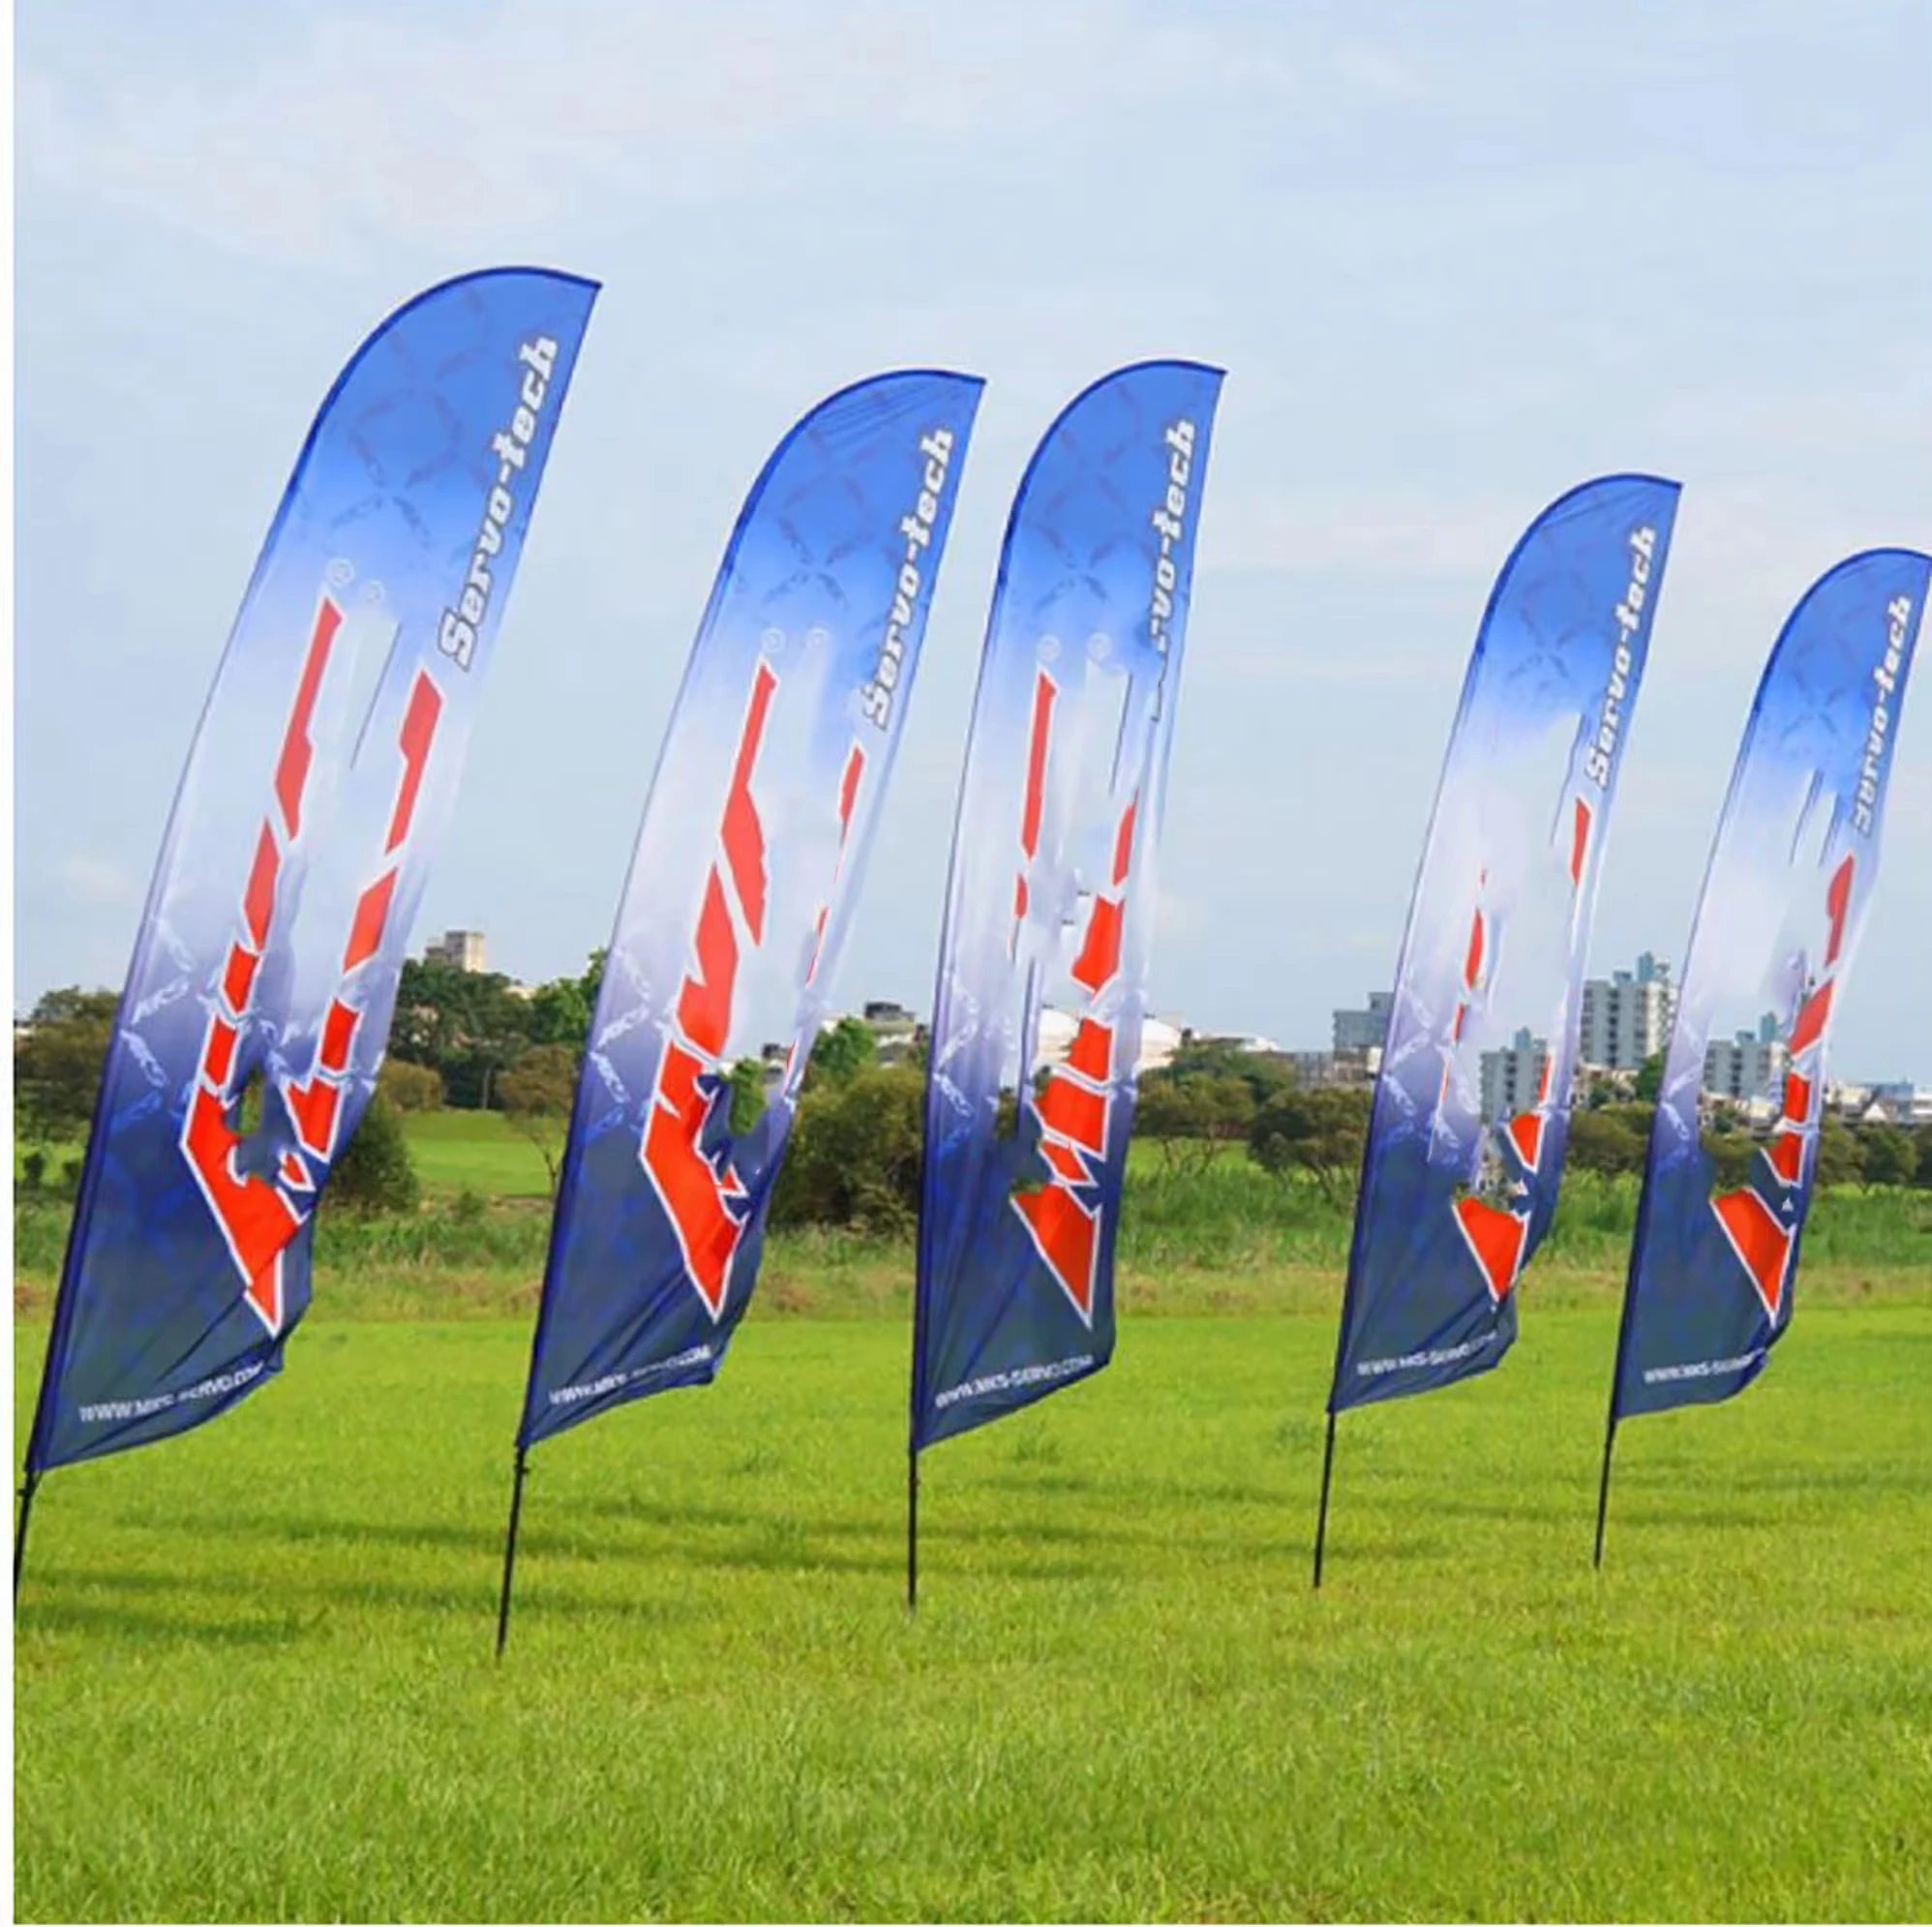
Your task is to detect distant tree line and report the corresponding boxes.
[15,989,1932,1227]
[383,950,606,1110]
[1135,1042,1932,1197]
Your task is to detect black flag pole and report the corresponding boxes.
[494,1448,529,1658]
[1592,1413,1619,1570]
[1312,1411,1339,1588]
[906,1446,921,1612]
[1596,1231,1642,1571]
[907,1224,929,1614]
[14,1470,43,1603]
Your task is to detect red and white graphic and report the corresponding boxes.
[1449,788,1590,1303]
[181,592,444,1335]
[1010,671,1057,945]
[1008,669,1136,1323]
[802,741,865,990]
[640,663,779,1319]
[1569,797,1594,890]
[1709,853,1854,1318]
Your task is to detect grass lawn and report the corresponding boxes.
[397,1108,555,1199]
[14,1289,1932,1921]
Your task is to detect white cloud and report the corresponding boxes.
[1203,491,1524,581]
[16,2,1306,266]
[53,855,138,909]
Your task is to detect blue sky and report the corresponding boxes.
[15,0,1932,1080]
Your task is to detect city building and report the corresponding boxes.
[861,999,921,1067]
[1279,1048,1380,1088]
[1579,952,1674,1069]
[1187,1030,1282,1056]
[1870,1081,1932,1126]
[423,929,489,973]
[1333,991,1393,1055]
[1703,1026,1787,1109]
[1479,1028,1548,1122]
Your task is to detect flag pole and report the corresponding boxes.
[906,1446,921,1612]
[1592,1414,1618,1570]
[494,1448,529,1657]
[1312,1411,1338,1588]
[14,1470,42,1603]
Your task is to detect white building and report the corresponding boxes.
[1278,1047,1381,1088]
[1189,1031,1282,1056]
[1869,1081,1932,1126]
[1333,991,1393,1054]
[1703,1027,1788,1108]
[1480,1028,1549,1122]
[1823,1080,1870,1117]
[423,929,489,973]
[1580,952,1674,1069]
[861,999,921,1067]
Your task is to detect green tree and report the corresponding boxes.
[1634,1052,1666,1103]
[15,987,119,1146]
[1162,1040,1295,1108]
[729,1058,768,1134]
[1248,1086,1370,1203]
[771,1065,922,1233]
[377,1057,445,1113]
[389,960,536,1108]
[805,1016,878,1089]
[1857,1124,1917,1189]
[527,977,593,1051]
[1572,1108,1647,1177]
[1135,1072,1255,1175]
[498,1043,581,1194]
[326,1095,421,1215]
[1914,1123,1932,1189]
[1814,1117,1861,1188]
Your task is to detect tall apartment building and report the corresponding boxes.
[1579,952,1674,1069]
[1700,1011,1785,1107]
[1479,1028,1549,1122]
[1703,1027,1788,1106]
[423,929,489,973]
[1333,991,1393,1054]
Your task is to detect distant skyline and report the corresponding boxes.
[15,0,1932,1083]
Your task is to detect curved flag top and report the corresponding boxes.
[912,360,1223,1453]
[1610,551,1926,1421]
[518,371,984,1450]
[27,269,598,1475]
[1329,474,1680,1415]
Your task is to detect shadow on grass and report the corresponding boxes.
[582,1490,1315,1576]
[17,1556,700,1643]
[18,1594,319,1649]
[139,1507,580,1562]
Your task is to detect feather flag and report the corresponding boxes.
[24,269,596,1490]
[1325,477,1679,1423]
[515,371,983,1451]
[1609,551,1926,1426]
[911,361,1223,1462]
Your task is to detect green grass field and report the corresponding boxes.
[15,1285,1932,1921]
[392,1107,556,1198]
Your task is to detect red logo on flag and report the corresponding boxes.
[181,593,442,1335]
[639,664,779,1319]
[1709,853,1854,1317]
[1007,669,1136,1325]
